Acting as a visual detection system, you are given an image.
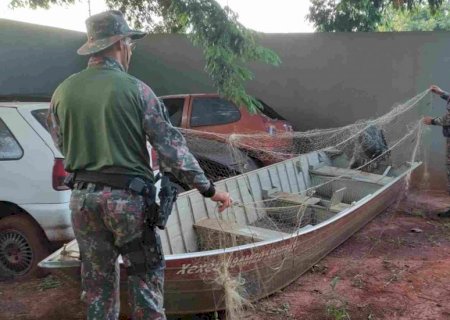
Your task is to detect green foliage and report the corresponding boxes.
[307,0,445,32]
[106,0,186,33]
[171,0,280,112]
[10,0,75,10]
[326,304,351,320]
[379,2,450,31]
[326,276,351,320]
[9,0,280,112]
[308,0,383,32]
[330,275,340,290]
[38,275,61,291]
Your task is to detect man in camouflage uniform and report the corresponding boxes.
[47,10,231,320]
[423,84,450,217]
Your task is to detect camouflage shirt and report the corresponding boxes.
[48,56,211,193]
[432,91,450,126]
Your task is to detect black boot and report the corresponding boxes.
[437,208,450,218]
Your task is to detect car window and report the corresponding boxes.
[31,109,50,132]
[0,118,23,160]
[162,98,184,127]
[257,99,286,121]
[190,98,241,127]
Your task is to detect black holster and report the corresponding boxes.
[118,225,165,276]
[127,175,177,230]
[118,175,177,276]
[120,177,164,276]
[154,174,178,230]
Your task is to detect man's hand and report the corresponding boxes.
[211,191,232,213]
[423,116,433,125]
[430,85,444,96]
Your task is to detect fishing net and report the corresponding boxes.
[163,89,435,318]
[179,90,429,185]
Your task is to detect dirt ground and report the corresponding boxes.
[1,190,449,320]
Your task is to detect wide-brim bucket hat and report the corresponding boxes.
[77,10,147,56]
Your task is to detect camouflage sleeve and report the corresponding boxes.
[440,92,450,102]
[432,116,444,126]
[138,82,211,193]
[46,99,64,153]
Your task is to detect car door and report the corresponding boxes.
[0,107,56,204]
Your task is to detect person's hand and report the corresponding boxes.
[211,191,232,213]
[423,116,433,125]
[430,85,444,96]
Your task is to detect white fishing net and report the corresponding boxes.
[180,90,429,185]
[178,89,432,318]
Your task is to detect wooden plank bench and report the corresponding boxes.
[262,189,323,226]
[262,188,322,206]
[267,191,322,206]
[262,188,351,225]
[310,165,394,185]
[328,187,351,212]
[194,218,290,250]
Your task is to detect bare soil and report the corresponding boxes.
[1,190,449,320]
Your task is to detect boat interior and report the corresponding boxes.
[161,149,410,255]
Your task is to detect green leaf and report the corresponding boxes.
[330,276,340,290]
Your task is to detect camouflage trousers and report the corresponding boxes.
[70,185,166,320]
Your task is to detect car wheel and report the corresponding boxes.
[0,214,50,280]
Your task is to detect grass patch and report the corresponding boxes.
[324,277,351,320]
[326,303,351,320]
[38,275,61,291]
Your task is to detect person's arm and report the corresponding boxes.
[146,107,212,194]
[138,86,231,211]
[441,93,449,102]
[46,99,64,153]
[430,85,450,102]
[423,115,444,126]
[138,83,213,193]
[138,83,231,211]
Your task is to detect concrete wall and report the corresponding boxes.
[1,19,447,189]
[0,19,85,98]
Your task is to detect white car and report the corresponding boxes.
[0,102,159,279]
[0,102,73,279]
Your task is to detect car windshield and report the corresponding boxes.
[257,99,286,121]
[31,109,50,132]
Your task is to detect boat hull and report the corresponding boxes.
[163,173,408,313]
[43,167,414,315]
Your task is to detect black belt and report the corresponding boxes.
[74,171,134,190]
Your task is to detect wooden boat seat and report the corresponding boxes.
[261,188,351,225]
[310,165,394,185]
[194,218,290,250]
[328,187,351,212]
[262,189,322,226]
[266,191,322,206]
[329,202,351,212]
[262,188,321,205]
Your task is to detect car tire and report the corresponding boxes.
[0,214,50,280]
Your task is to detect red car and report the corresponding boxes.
[152,93,294,183]
[161,93,292,135]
